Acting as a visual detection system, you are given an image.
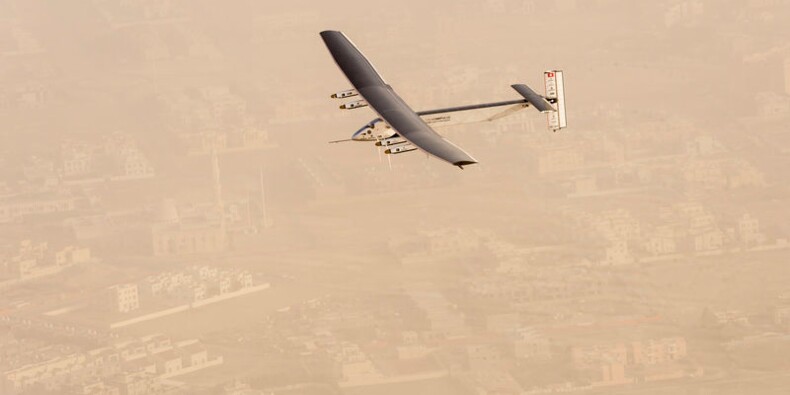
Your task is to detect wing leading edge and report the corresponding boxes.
[320,30,478,168]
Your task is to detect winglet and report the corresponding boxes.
[454,160,477,170]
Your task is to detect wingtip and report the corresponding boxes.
[320,30,342,37]
[454,160,478,169]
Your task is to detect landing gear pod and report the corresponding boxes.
[339,100,368,110]
[384,144,418,155]
[375,136,407,147]
[331,89,358,99]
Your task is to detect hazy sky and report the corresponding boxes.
[2,1,790,394]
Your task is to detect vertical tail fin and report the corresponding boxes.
[544,70,567,131]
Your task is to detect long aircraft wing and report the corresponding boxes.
[320,30,478,168]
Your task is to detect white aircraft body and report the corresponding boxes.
[321,31,567,169]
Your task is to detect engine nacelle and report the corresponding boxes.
[385,144,418,155]
[331,89,358,99]
[375,137,407,147]
[340,100,368,110]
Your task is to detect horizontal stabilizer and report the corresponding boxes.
[511,84,555,113]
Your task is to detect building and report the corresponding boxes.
[630,338,687,365]
[334,343,383,385]
[738,213,765,246]
[1,241,90,280]
[602,238,634,266]
[467,344,503,371]
[407,288,467,337]
[591,209,641,242]
[0,194,79,223]
[644,226,677,256]
[109,284,140,313]
[693,228,724,253]
[675,202,716,228]
[572,343,628,369]
[141,266,259,305]
[222,381,265,395]
[757,91,790,118]
[68,381,121,395]
[1,240,45,278]
[513,328,551,360]
[151,221,227,256]
[685,135,725,157]
[774,306,790,328]
[155,351,183,377]
[572,343,630,386]
[61,144,94,178]
[712,310,750,326]
[464,370,524,395]
[106,371,175,395]
[664,0,704,28]
[55,246,92,266]
[571,337,689,386]
[1,335,221,394]
[727,159,766,188]
[179,344,208,369]
[119,150,155,179]
[684,160,727,189]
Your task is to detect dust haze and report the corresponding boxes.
[2,1,790,394]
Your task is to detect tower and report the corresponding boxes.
[259,166,270,229]
[211,146,225,231]
[784,55,790,96]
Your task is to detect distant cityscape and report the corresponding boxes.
[1,1,790,395]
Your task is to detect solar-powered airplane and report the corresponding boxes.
[320,30,567,169]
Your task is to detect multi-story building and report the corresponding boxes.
[602,238,634,266]
[684,160,727,190]
[664,0,704,28]
[61,144,94,178]
[55,246,92,266]
[737,213,765,246]
[571,337,689,386]
[334,343,383,385]
[630,338,687,365]
[590,209,642,242]
[142,266,259,304]
[693,228,725,253]
[513,328,552,360]
[572,343,629,369]
[643,226,677,256]
[151,221,227,256]
[109,284,140,313]
[2,241,91,280]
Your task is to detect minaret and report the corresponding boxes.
[785,55,790,96]
[259,165,271,229]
